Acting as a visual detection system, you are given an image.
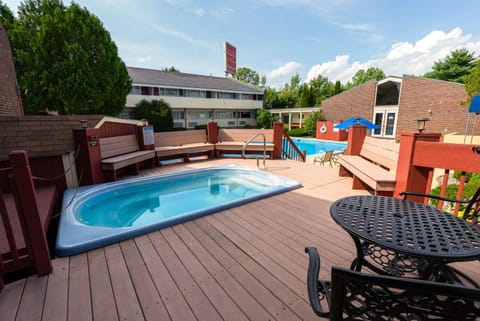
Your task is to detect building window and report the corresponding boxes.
[217,92,234,99]
[131,86,141,95]
[172,111,185,120]
[188,111,209,120]
[239,111,252,118]
[376,81,400,106]
[215,111,235,119]
[186,90,206,98]
[164,88,178,96]
[241,93,253,100]
[141,86,152,95]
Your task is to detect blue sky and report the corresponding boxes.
[4,0,480,88]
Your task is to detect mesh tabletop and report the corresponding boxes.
[330,196,480,262]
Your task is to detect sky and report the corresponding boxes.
[3,0,480,89]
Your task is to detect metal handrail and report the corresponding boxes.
[242,132,267,169]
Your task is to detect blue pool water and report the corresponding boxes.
[291,138,347,156]
[56,165,301,256]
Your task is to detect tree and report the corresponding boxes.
[234,67,266,87]
[255,108,276,129]
[423,48,477,83]
[464,59,480,103]
[8,0,131,115]
[135,99,173,132]
[0,1,14,31]
[351,67,385,87]
[162,66,179,72]
[303,110,324,136]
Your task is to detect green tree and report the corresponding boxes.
[234,67,266,87]
[423,48,477,83]
[464,59,480,103]
[0,1,14,31]
[255,108,276,128]
[8,0,131,115]
[162,66,179,72]
[135,99,173,132]
[351,67,385,87]
[309,75,335,105]
[303,110,324,136]
[297,83,315,107]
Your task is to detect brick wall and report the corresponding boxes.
[0,22,23,116]
[321,80,377,122]
[0,115,103,161]
[397,76,469,136]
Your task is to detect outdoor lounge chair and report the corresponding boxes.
[313,150,334,167]
[305,247,480,320]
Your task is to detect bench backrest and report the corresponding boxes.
[154,130,208,147]
[100,134,139,159]
[218,129,274,143]
[360,136,399,171]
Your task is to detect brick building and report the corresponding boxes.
[0,22,23,116]
[321,75,470,140]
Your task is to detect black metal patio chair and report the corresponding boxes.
[400,185,480,225]
[305,247,480,320]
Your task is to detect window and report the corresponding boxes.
[172,111,185,120]
[215,111,235,119]
[376,81,401,106]
[241,93,253,100]
[239,111,252,118]
[140,86,152,95]
[164,88,178,96]
[217,92,234,99]
[186,90,206,98]
[188,111,209,120]
[131,86,141,95]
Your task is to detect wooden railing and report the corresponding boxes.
[394,133,480,218]
[281,131,306,162]
[0,151,52,290]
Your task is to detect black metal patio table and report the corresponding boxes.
[330,195,480,284]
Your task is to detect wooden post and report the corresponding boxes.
[393,132,442,199]
[73,128,102,185]
[272,122,284,159]
[346,125,367,155]
[9,151,52,276]
[207,122,218,144]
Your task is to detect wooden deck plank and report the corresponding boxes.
[104,244,144,321]
[67,253,92,321]
[0,278,25,321]
[148,230,224,321]
[161,227,249,321]
[87,248,119,321]
[42,257,69,321]
[15,275,47,321]
[120,239,171,321]
[187,220,313,320]
[134,235,196,321]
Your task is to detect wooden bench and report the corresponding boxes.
[215,129,275,159]
[154,130,214,163]
[100,134,156,181]
[337,136,399,196]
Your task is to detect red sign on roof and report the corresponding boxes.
[224,41,236,76]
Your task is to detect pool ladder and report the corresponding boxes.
[242,132,267,169]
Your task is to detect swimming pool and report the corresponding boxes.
[56,165,301,256]
[291,138,347,156]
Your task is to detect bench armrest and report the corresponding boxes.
[399,191,470,204]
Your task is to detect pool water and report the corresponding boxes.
[56,165,301,256]
[291,138,347,156]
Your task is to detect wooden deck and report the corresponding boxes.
[1,158,479,321]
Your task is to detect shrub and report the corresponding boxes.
[195,124,207,130]
[243,124,252,129]
[135,99,173,132]
[287,127,308,137]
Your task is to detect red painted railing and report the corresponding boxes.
[394,132,480,217]
[0,151,52,290]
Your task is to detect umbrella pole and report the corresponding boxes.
[471,114,478,144]
[464,113,472,144]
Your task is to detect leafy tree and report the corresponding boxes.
[162,66,179,72]
[8,0,131,115]
[351,67,385,87]
[303,110,324,136]
[309,75,335,105]
[423,48,477,83]
[0,1,14,31]
[234,66,266,87]
[255,108,276,128]
[135,99,173,132]
[264,87,291,109]
[464,59,480,103]
[297,83,315,107]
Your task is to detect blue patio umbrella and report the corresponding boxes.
[333,115,380,130]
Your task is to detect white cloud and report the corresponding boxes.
[192,8,205,16]
[305,28,480,84]
[267,61,302,79]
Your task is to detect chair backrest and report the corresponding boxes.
[323,150,334,161]
[464,185,480,224]
[360,136,399,171]
[329,266,480,321]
